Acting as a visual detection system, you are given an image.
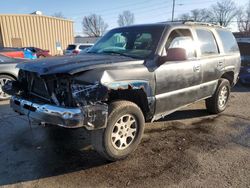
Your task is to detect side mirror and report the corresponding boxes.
[159,48,188,65]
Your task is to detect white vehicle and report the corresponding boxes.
[64,43,93,55]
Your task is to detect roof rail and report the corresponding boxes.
[183,21,224,28]
[157,21,183,24]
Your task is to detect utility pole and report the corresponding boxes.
[172,0,175,22]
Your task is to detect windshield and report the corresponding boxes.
[88,25,165,59]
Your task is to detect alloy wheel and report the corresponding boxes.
[111,114,138,150]
[218,85,229,109]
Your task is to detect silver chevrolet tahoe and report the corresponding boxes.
[3,21,241,161]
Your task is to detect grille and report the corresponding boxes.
[19,71,73,105]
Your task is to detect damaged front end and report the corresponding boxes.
[4,70,109,130]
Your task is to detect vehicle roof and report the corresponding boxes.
[0,47,23,52]
[237,42,250,45]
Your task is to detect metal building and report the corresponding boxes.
[0,14,74,55]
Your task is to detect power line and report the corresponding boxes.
[72,0,216,18]
[74,0,244,33]
[72,0,167,17]
[74,3,174,22]
[71,0,217,22]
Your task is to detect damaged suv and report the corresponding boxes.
[3,22,240,161]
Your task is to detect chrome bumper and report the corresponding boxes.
[10,96,108,130]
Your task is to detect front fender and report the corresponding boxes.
[103,80,153,97]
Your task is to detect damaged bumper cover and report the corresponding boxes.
[10,96,108,130]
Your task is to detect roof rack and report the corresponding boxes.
[157,21,183,24]
[157,20,224,28]
[183,21,224,28]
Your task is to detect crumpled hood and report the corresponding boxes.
[17,54,144,75]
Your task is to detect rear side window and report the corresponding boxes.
[66,45,76,50]
[196,29,219,56]
[216,29,239,53]
[79,45,92,50]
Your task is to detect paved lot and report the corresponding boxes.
[0,84,250,188]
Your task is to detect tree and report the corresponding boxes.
[178,0,238,27]
[237,1,250,32]
[118,10,135,27]
[52,12,66,19]
[210,0,238,26]
[82,14,108,37]
[179,9,212,22]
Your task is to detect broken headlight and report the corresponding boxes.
[71,82,108,106]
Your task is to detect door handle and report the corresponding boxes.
[217,62,223,68]
[193,64,201,72]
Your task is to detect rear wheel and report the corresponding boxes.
[91,100,145,161]
[205,79,230,114]
[0,75,14,101]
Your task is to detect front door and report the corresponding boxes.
[154,28,202,116]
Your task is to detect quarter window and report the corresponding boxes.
[216,29,239,53]
[196,29,219,56]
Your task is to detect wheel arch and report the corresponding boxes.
[0,73,17,80]
[220,71,234,86]
[105,80,155,121]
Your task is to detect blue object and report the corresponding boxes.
[23,48,37,59]
[240,66,250,84]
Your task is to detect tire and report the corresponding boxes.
[0,75,15,101]
[205,78,231,114]
[91,100,145,161]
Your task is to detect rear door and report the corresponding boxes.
[194,28,224,99]
[215,29,241,83]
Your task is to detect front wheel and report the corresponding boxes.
[91,100,145,161]
[205,79,230,114]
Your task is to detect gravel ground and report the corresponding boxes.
[0,84,250,188]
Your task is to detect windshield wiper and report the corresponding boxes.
[102,50,125,55]
[100,50,139,59]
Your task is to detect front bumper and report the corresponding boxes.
[10,96,108,130]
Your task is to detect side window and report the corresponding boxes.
[79,45,88,50]
[134,33,153,50]
[165,29,196,59]
[196,29,219,56]
[216,29,239,53]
